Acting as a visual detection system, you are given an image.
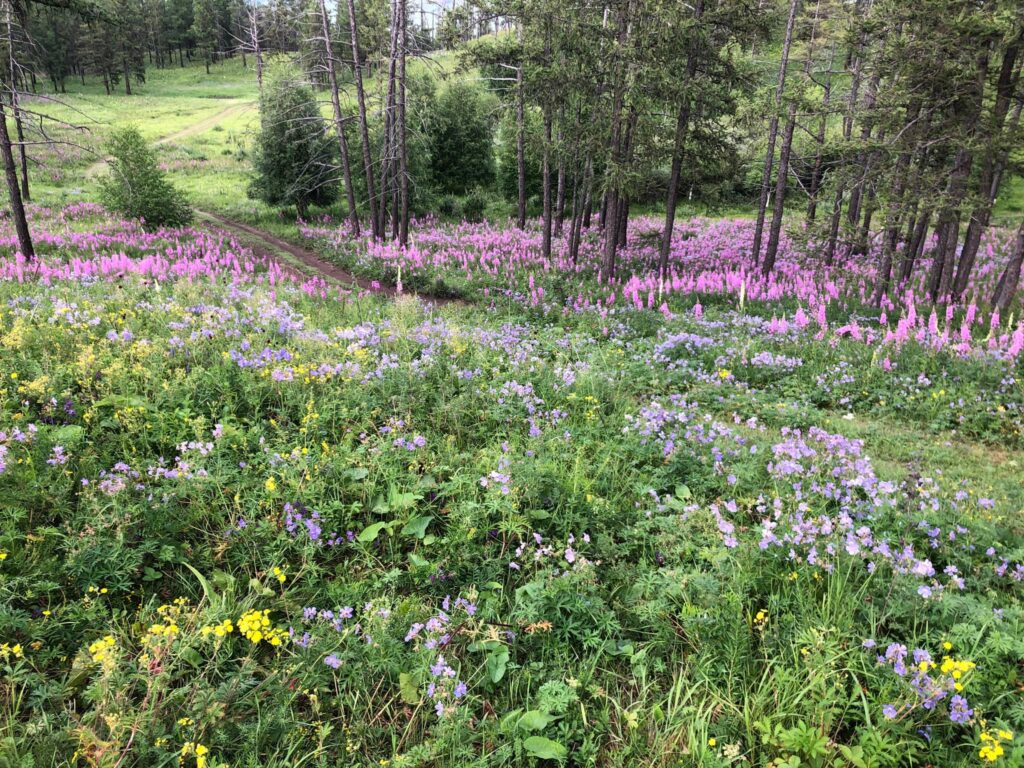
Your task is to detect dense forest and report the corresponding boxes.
[2,0,1022,306]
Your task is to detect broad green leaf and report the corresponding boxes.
[486,647,510,683]
[357,521,390,543]
[522,736,566,761]
[399,673,420,705]
[401,515,432,539]
[517,710,554,732]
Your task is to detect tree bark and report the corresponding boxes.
[762,100,796,276]
[377,0,400,237]
[952,39,1020,300]
[515,46,526,229]
[992,219,1024,313]
[553,143,566,238]
[898,207,930,288]
[348,0,379,237]
[0,94,33,258]
[807,42,835,224]
[397,0,409,247]
[927,150,972,302]
[318,0,359,233]
[659,0,704,283]
[751,0,800,265]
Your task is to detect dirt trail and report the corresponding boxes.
[154,101,254,146]
[87,98,458,305]
[199,210,390,293]
[85,101,255,177]
[199,211,462,306]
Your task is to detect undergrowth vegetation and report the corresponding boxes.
[1,206,1023,767]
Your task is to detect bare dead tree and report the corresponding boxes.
[347,0,379,238]
[315,0,359,233]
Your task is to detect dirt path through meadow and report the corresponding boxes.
[197,210,389,294]
[84,100,255,177]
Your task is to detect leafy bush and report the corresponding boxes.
[98,126,192,230]
[497,110,542,203]
[248,77,338,218]
[461,187,489,222]
[427,82,497,195]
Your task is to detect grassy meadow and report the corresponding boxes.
[1,56,1024,768]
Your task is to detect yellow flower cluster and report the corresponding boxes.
[200,619,235,638]
[145,622,180,640]
[272,566,287,585]
[88,635,116,664]
[979,729,1013,762]
[237,610,286,646]
[180,741,210,768]
[938,656,976,691]
[1,642,24,660]
[754,609,768,630]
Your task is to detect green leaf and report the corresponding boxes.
[401,515,432,539]
[389,488,423,511]
[51,425,85,444]
[399,672,420,705]
[346,467,369,481]
[517,710,554,732]
[486,647,510,683]
[522,736,566,761]
[357,522,390,543]
[407,552,429,568]
[603,640,634,657]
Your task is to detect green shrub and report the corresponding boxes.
[99,126,192,230]
[462,187,489,222]
[427,82,497,195]
[248,77,338,219]
[438,195,461,218]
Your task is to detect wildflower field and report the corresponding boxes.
[2,203,1024,768]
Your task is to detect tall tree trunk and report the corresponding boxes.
[540,15,553,259]
[825,0,869,265]
[541,107,553,259]
[992,219,1024,313]
[397,0,408,247]
[602,0,633,279]
[751,0,800,265]
[123,57,132,95]
[845,73,881,232]
[515,45,526,229]
[766,0,816,276]
[927,150,972,302]
[5,8,27,200]
[377,0,400,238]
[581,159,594,228]
[899,208,930,288]
[762,100,797,276]
[318,0,359,233]
[874,152,912,304]
[952,39,1021,300]
[553,143,566,238]
[348,0,379,238]
[249,6,264,94]
[14,97,27,200]
[659,0,704,283]
[0,94,33,259]
[806,41,835,225]
[659,102,692,283]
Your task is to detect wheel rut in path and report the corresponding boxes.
[198,211,463,306]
